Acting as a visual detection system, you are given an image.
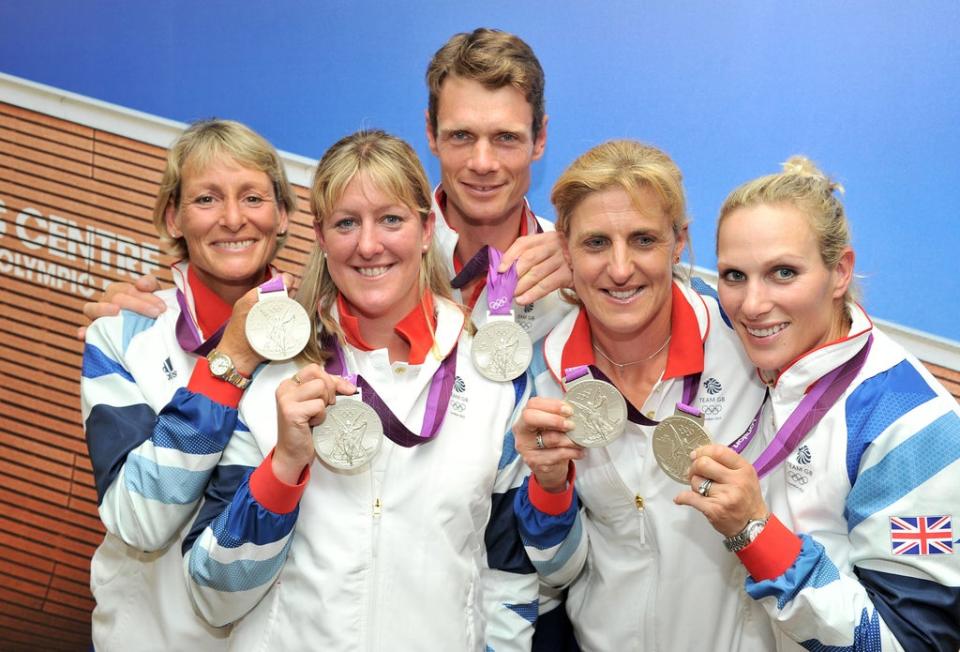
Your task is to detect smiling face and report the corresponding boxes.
[165,155,287,304]
[426,75,546,234]
[317,170,433,325]
[565,186,685,344]
[717,202,853,378]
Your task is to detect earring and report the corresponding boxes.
[674,255,680,264]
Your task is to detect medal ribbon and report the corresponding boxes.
[323,336,458,448]
[448,203,543,291]
[175,289,225,356]
[485,248,519,316]
[563,364,700,427]
[747,334,873,479]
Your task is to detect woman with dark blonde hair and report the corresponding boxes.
[678,157,960,651]
[183,129,537,651]
[81,118,297,650]
[511,139,774,650]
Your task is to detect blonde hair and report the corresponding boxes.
[426,28,546,140]
[551,140,690,303]
[296,129,455,365]
[718,155,856,304]
[152,119,298,260]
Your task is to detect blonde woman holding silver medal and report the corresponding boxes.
[511,140,775,651]
[182,129,538,651]
[676,158,960,651]
[80,119,298,651]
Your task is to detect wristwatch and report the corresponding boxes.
[723,515,769,553]
[206,349,251,390]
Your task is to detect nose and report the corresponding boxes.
[220,196,246,231]
[356,221,383,258]
[741,279,773,319]
[607,242,633,284]
[467,139,498,175]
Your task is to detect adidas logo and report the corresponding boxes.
[162,357,178,381]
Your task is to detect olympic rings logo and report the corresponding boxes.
[489,297,510,310]
[788,470,809,486]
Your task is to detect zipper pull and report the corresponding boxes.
[635,494,646,546]
[373,497,382,517]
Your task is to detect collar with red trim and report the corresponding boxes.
[434,186,539,274]
[186,264,237,337]
[336,292,438,365]
[558,282,705,381]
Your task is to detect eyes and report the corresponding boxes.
[332,213,407,231]
[446,130,523,145]
[190,192,272,208]
[720,267,797,283]
[581,233,657,250]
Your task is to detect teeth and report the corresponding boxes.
[216,240,255,250]
[607,288,639,300]
[747,323,788,337]
[357,266,390,277]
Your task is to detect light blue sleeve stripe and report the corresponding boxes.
[124,452,210,504]
[498,430,519,470]
[530,515,583,577]
[121,310,157,353]
[845,359,936,485]
[846,411,960,531]
[81,343,134,382]
[189,536,292,592]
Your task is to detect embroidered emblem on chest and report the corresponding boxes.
[786,444,813,490]
[449,374,468,417]
[698,377,725,421]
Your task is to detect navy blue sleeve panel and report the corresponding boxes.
[514,476,579,549]
[182,463,252,554]
[856,566,960,652]
[486,486,536,575]
[85,402,157,504]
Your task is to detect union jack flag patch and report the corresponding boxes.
[889,515,954,555]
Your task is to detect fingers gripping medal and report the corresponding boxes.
[471,248,533,381]
[652,403,712,483]
[312,378,384,470]
[245,276,312,361]
[563,366,628,447]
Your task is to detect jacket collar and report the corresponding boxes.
[336,292,440,365]
[546,280,708,385]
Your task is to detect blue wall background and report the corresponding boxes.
[2,1,957,340]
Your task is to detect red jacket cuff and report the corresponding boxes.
[187,357,245,408]
[248,449,310,514]
[529,463,576,516]
[736,514,803,581]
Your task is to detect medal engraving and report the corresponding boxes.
[312,399,384,470]
[246,296,312,361]
[471,320,533,382]
[564,379,627,447]
[652,414,712,483]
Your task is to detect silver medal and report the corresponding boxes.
[245,295,312,361]
[312,397,383,470]
[564,377,628,447]
[652,412,712,483]
[471,317,532,382]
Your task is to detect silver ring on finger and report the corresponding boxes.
[697,478,713,497]
[535,431,545,450]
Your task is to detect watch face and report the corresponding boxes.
[209,355,231,376]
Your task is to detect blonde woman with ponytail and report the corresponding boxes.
[678,156,960,651]
[182,129,537,651]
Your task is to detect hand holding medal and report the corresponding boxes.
[514,396,584,492]
[273,364,357,484]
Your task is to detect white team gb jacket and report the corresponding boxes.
[81,263,232,651]
[183,297,538,651]
[743,304,960,651]
[515,280,776,651]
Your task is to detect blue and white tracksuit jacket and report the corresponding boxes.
[743,304,960,651]
[183,298,538,651]
[431,187,573,343]
[80,263,231,650]
[514,280,776,651]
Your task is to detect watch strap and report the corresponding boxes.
[207,350,251,390]
[723,515,769,553]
